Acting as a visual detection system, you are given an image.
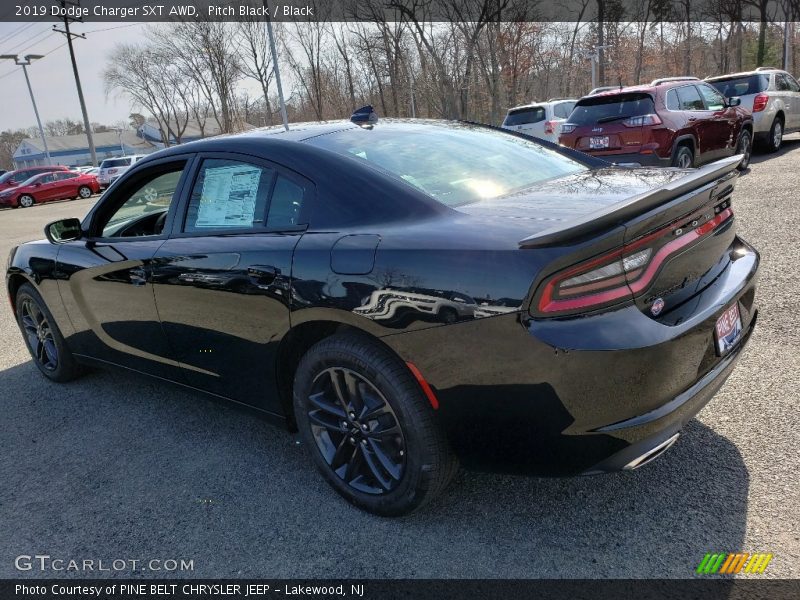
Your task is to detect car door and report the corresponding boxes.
[55,155,196,380]
[49,172,78,201]
[33,173,60,200]
[695,83,738,161]
[151,153,309,415]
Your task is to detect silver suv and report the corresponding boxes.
[502,98,578,143]
[706,68,800,152]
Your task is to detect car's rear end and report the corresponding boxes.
[559,90,672,166]
[707,72,772,142]
[97,157,133,189]
[502,104,550,141]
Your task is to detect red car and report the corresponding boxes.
[0,170,100,208]
[558,77,753,170]
[0,165,69,192]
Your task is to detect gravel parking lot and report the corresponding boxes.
[1,142,798,579]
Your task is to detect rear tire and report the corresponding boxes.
[672,145,694,168]
[77,185,92,199]
[293,332,458,516]
[15,283,84,383]
[766,118,783,152]
[735,130,752,171]
[18,194,35,208]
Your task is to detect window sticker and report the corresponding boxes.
[195,164,262,228]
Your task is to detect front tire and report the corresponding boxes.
[736,130,752,171]
[293,332,457,516]
[15,283,83,382]
[18,194,35,208]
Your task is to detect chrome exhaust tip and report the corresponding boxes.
[623,433,680,470]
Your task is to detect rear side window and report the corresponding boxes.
[503,106,546,126]
[569,93,655,125]
[675,86,705,110]
[268,175,305,229]
[553,102,576,118]
[709,74,769,97]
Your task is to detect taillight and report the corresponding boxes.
[534,202,734,316]
[752,94,768,112]
[622,114,662,127]
[544,120,558,135]
[560,123,577,134]
[109,168,118,174]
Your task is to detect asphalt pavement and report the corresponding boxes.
[1,142,798,579]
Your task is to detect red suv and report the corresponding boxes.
[0,165,69,192]
[559,77,753,170]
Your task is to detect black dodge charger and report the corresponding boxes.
[6,119,759,516]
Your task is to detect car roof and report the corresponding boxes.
[706,70,781,81]
[506,99,577,112]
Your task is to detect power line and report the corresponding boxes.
[4,28,56,54]
[0,20,44,46]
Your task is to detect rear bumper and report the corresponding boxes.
[383,237,759,476]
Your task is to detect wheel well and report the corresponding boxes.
[742,123,753,135]
[774,111,785,124]
[276,320,364,431]
[676,138,694,154]
[6,273,28,311]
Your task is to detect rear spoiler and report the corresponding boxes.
[518,156,742,248]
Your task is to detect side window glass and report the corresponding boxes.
[184,159,274,232]
[666,89,679,110]
[268,175,305,229]
[698,85,725,111]
[775,74,788,91]
[788,75,800,93]
[98,163,186,238]
[676,86,705,111]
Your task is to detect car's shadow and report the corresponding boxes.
[0,359,748,579]
[749,134,800,166]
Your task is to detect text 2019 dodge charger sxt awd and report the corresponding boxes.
[6,120,758,515]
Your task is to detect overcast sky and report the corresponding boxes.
[0,21,149,132]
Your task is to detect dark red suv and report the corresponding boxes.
[558,77,753,170]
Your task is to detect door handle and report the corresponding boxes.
[248,265,279,285]
[130,267,147,286]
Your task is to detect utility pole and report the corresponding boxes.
[263,1,289,131]
[587,45,612,91]
[0,54,51,165]
[53,0,97,166]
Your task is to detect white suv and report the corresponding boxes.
[706,68,800,152]
[97,154,147,189]
[501,99,578,143]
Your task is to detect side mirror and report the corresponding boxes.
[45,218,83,244]
[33,182,42,187]
[727,96,741,107]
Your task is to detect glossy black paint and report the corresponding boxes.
[6,120,759,476]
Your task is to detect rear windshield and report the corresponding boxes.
[553,102,576,118]
[101,157,131,168]
[307,123,587,207]
[709,74,769,97]
[568,93,655,126]
[503,106,546,126]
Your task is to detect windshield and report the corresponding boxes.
[568,93,655,126]
[307,123,587,207]
[0,172,20,183]
[709,74,769,97]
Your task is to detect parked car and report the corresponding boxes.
[0,165,69,192]
[7,120,758,516]
[501,98,578,143]
[97,154,147,188]
[559,77,753,170]
[706,67,800,152]
[0,170,99,208]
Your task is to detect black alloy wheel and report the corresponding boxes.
[307,367,405,494]
[20,298,58,372]
[293,332,457,516]
[15,283,84,382]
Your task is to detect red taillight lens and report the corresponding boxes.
[534,204,734,315]
[752,94,768,112]
[109,168,118,174]
[622,114,662,127]
[560,123,577,134]
[544,120,557,134]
